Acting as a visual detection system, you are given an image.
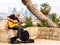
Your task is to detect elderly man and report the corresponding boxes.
[7,12,34,44]
[7,12,24,43]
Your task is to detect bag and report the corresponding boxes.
[20,30,29,41]
[20,30,34,43]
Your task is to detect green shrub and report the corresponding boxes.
[24,16,33,27]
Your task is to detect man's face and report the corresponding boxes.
[16,12,20,18]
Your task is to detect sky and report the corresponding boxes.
[0,0,60,17]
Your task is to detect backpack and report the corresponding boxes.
[21,30,29,41]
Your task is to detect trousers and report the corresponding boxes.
[11,26,24,39]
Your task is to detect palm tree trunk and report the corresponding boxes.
[21,0,58,27]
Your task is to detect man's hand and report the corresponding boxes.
[7,18,18,24]
[13,21,18,24]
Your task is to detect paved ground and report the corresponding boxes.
[0,39,60,45]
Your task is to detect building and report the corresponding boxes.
[8,7,12,16]
[0,13,7,19]
[12,7,17,14]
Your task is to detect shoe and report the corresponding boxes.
[16,38,22,43]
[16,38,21,41]
[10,40,20,44]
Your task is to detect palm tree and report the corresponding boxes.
[40,2,51,16]
[51,13,59,24]
[21,0,58,27]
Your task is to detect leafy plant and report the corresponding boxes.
[24,16,33,27]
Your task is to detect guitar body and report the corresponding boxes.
[7,20,19,28]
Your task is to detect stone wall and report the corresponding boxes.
[0,27,60,43]
[24,27,60,41]
[0,29,17,43]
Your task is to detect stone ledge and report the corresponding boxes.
[0,27,60,43]
[24,27,60,41]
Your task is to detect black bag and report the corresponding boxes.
[20,30,29,41]
[20,30,34,43]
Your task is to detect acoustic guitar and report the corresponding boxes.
[7,20,19,28]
